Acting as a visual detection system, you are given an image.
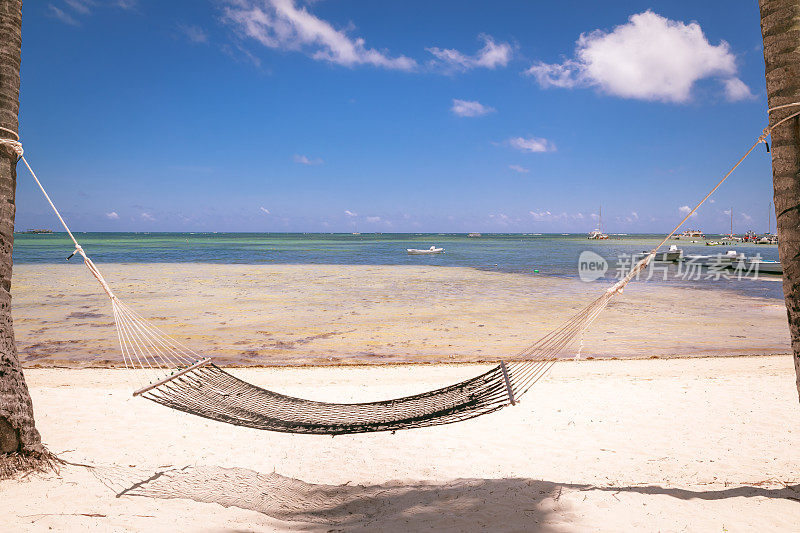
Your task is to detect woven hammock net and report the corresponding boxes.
[111,276,626,435]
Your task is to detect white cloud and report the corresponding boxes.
[48,4,79,25]
[344,210,357,217]
[678,205,697,218]
[529,210,552,221]
[366,216,381,223]
[428,34,512,72]
[223,0,416,71]
[508,164,529,174]
[723,77,755,101]
[221,43,263,68]
[259,206,270,214]
[723,209,731,216]
[293,154,323,165]
[105,211,119,220]
[526,11,747,103]
[65,0,92,14]
[529,210,572,222]
[451,99,495,117]
[619,211,639,223]
[140,212,156,222]
[178,24,208,44]
[50,0,136,25]
[489,213,511,225]
[507,136,556,153]
[741,212,752,222]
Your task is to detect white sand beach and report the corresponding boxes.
[4,263,798,531]
[1,356,799,532]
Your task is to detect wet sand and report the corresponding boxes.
[12,263,791,367]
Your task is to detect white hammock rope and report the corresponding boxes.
[0,102,795,434]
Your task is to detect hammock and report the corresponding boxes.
[115,286,617,434]
[0,112,788,435]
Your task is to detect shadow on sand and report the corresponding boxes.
[589,482,800,502]
[88,464,800,532]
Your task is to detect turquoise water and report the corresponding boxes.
[13,232,783,298]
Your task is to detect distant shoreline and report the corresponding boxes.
[13,230,781,236]
[20,352,793,370]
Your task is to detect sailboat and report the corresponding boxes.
[722,207,741,243]
[588,206,609,240]
[758,202,778,244]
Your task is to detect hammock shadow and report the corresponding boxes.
[90,465,800,531]
[91,465,574,532]
[584,483,800,502]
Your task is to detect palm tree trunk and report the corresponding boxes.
[0,0,48,475]
[759,0,800,402]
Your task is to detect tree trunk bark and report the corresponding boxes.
[759,0,800,402]
[0,0,46,466]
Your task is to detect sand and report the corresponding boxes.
[4,263,798,531]
[12,263,791,366]
[1,357,799,532]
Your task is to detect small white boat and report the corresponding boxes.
[682,250,744,267]
[637,245,683,262]
[467,233,482,238]
[735,258,782,275]
[407,246,444,255]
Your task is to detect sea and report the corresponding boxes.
[13,232,783,299]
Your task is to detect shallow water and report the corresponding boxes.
[14,232,783,299]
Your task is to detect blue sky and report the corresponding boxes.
[15,1,775,233]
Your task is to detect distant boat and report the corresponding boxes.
[687,251,782,275]
[588,205,609,240]
[674,229,705,239]
[757,202,778,244]
[351,232,361,235]
[742,230,758,242]
[705,241,723,246]
[740,258,782,274]
[467,233,482,238]
[636,244,682,262]
[682,250,744,267]
[757,233,778,245]
[407,246,444,255]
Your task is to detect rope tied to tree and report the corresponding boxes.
[761,102,800,151]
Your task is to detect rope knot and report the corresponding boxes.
[0,138,23,157]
